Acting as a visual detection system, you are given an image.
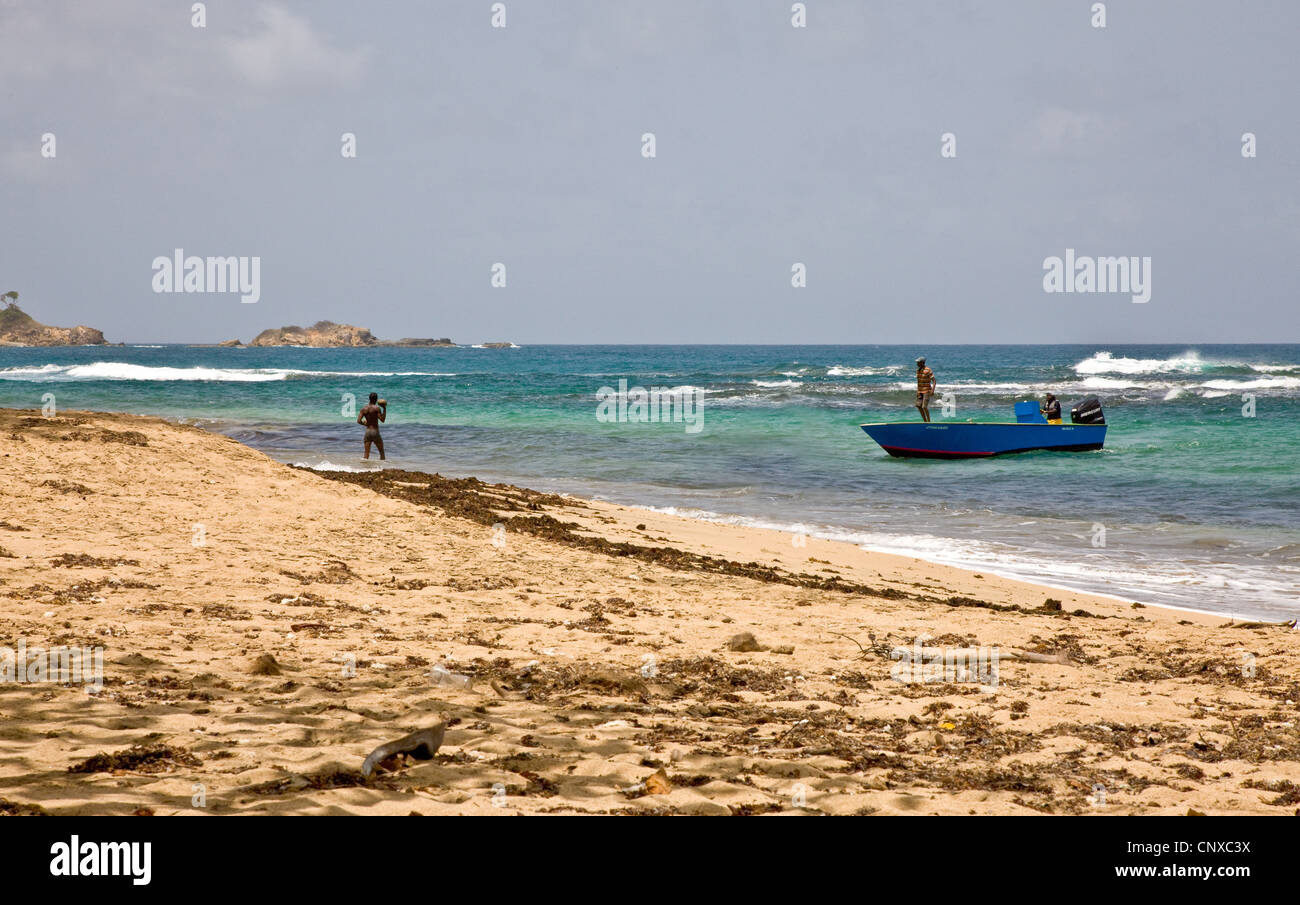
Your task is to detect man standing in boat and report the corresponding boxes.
[1041,393,1062,424]
[915,357,936,422]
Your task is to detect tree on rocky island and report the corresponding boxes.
[1,291,16,309]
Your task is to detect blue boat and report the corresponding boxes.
[860,399,1107,459]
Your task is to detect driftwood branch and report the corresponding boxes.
[1222,618,1298,630]
[899,647,1071,665]
[1006,649,1072,664]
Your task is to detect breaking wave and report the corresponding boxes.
[1198,376,1300,390]
[1075,350,1300,379]
[0,363,456,382]
[826,364,903,377]
[1073,350,1209,375]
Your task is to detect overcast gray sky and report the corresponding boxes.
[2,0,1297,344]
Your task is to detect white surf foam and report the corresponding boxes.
[1199,376,1300,390]
[636,505,1298,620]
[826,365,902,377]
[885,378,1153,393]
[292,460,382,472]
[0,364,68,380]
[69,363,292,381]
[1077,350,1300,379]
[1073,350,1208,375]
[0,363,457,382]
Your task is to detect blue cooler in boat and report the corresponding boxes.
[1014,400,1047,424]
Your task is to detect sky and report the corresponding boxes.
[2,0,1298,344]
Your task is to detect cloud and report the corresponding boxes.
[1027,107,1115,154]
[0,145,51,184]
[0,1,116,83]
[0,2,367,107]
[223,5,368,88]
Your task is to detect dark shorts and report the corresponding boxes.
[364,427,381,442]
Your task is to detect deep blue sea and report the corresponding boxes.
[3,344,1298,621]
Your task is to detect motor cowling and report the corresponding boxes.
[1070,396,1105,425]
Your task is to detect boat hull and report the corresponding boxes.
[860,422,1106,458]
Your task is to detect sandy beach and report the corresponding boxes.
[1,408,1297,816]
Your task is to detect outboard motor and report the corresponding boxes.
[1070,396,1105,425]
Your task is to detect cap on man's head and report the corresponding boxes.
[1046,393,1056,400]
[916,357,926,365]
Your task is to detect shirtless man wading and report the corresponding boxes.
[358,393,387,460]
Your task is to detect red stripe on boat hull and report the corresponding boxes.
[881,445,994,459]
[881,443,1103,459]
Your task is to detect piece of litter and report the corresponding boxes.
[361,724,446,779]
[429,665,472,688]
[643,769,671,795]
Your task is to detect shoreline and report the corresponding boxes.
[47,401,1263,624]
[292,459,1178,626]
[572,498,1225,628]
[606,503,1236,626]
[291,458,1249,625]
[615,503,1231,624]
[2,408,1298,815]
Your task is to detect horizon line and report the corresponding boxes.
[84,340,1300,347]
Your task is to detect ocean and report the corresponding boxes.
[3,343,1298,621]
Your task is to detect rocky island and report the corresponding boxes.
[248,322,377,347]
[228,321,456,348]
[391,336,457,347]
[0,293,108,346]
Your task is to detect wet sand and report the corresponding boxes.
[1,409,1297,815]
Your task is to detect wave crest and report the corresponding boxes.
[0,363,456,382]
[1073,350,1208,375]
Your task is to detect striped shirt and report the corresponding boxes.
[916,367,935,394]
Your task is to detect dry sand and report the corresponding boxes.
[1,409,1297,815]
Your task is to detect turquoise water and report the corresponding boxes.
[3,344,1298,620]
